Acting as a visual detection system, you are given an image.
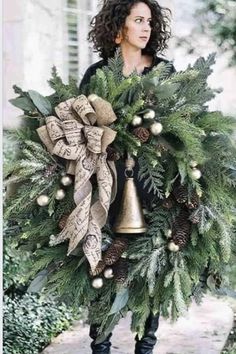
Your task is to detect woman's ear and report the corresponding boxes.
[115,31,123,44]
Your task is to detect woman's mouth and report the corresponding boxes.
[139,36,148,42]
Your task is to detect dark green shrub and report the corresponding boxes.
[3,293,77,354]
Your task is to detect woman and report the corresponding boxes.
[79,1,174,353]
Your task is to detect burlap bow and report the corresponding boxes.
[37,95,117,273]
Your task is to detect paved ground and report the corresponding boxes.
[41,295,234,354]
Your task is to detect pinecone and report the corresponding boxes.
[162,196,175,209]
[172,182,188,204]
[43,164,57,178]
[113,258,129,284]
[58,214,70,230]
[89,260,106,276]
[172,209,191,248]
[133,127,150,143]
[106,146,120,161]
[185,191,200,210]
[103,237,128,266]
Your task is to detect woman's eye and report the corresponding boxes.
[135,18,142,23]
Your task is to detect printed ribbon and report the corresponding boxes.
[37,95,117,273]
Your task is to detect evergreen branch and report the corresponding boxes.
[137,154,164,198]
[196,111,236,134]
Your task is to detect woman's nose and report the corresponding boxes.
[143,22,151,31]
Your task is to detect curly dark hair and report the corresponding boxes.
[88,0,171,60]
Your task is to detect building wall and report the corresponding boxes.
[3,0,66,129]
[3,0,236,129]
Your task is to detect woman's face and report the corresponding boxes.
[121,2,152,50]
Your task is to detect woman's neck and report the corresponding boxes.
[120,46,152,76]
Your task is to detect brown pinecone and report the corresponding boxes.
[106,146,120,161]
[58,214,70,230]
[103,237,128,266]
[162,196,175,209]
[133,127,150,143]
[43,164,57,178]
[113,258,129,284]
[89,260,106,276]
[185,191,200,210]
[172,209,191,248]
[172,182,188,204]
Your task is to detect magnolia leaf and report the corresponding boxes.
[9,96,36,112]
[28,90,52,116]
[109,287,129,315]
[27,269,48,293]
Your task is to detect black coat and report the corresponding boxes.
[79,56,175,226]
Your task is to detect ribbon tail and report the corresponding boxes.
[83,154,114,272]
[49,192,92,254]
[83,218,102,274]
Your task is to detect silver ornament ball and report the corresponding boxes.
[55,189,66,200]
[168,241,179,252]
[61,175,73,186]
[132,115,142,126]
[191,168,202,180]
[150,122,163,135]
[92,277,104,289]
[143,109,155,119]
[104,267,114,279]
[37,194,49,206]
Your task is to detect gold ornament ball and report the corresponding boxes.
[37,194,49,206]
[55,189,66,200]
[168,241,179,252]
[143,109,155,119]
[150,122,163,135]
[189,160,198,168]
[165,229,172,238]
[132,115,142,126]
[104,267,114,279]
[92,277,104,289]
[191,168,202,180]
[61,175,73,186]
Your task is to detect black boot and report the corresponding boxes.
[89,323,112,354]
[134,312,160,354]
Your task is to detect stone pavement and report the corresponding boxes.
[41,295,234,354]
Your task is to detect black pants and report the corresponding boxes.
[89,311,160,354]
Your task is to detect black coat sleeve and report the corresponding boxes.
[79,60,106,94]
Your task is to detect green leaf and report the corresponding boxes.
[9,97,36,112]
[27,269,49,293]
[28,90,52,116]
[109,287,129,315]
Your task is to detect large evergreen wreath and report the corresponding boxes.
[5,51,236,341]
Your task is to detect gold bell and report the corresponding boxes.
[113,156,147,234]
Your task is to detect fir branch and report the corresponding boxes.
[196,111,236,134]
[163,112,205,161]
[137,154,164,198]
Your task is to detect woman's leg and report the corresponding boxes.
[89,323,113,354]
[134,312,160,354]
